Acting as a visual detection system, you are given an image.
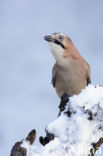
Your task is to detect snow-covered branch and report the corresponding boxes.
[10,85,103,156]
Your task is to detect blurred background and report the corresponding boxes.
[0,0,103,155]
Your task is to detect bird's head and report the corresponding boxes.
[44,32,73,64]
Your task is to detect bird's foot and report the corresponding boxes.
[58,93,69,115]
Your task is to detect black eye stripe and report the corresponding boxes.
[54,40,65,49]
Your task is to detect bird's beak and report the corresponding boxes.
[44,35,54,42]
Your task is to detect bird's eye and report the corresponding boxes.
[58,35,64,42]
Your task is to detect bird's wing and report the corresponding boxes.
[52,63,56,87]
[86,63,91,85]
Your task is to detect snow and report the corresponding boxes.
[21,85,103,156]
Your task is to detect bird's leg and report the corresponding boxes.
[58,93,69,115]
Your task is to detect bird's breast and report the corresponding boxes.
[55,65,87,98]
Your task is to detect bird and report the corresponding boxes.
[44,32,91,101]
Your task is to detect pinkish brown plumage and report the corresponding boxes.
[44,33,91,98]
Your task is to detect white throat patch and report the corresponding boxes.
[49,42,65,65]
